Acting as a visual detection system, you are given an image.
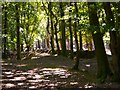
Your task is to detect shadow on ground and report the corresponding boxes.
[1,53,120,89]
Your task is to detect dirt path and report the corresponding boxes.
[1,53,120,89]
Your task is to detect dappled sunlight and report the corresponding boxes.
[41,68,67,72]
[17,83,24,86]
[84,83,95,88]
[54,54,58,56]
[2,1,120,89]
[35,52,50,57]
[1,58,99,89]
[28,79,44,83]
[2,55,120,89]
[29,86,38,89]
[70,82,78,85]
[14,76,26,81]
[2,64,73,89]
[31,57,39,59]
[17,64,27,67]
[3,71,14,75]
[41,68,71,78]
[2,63,13,66]
[85,64,91,67]
[2,83,16,88]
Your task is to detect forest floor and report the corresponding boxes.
[1,51,120,89]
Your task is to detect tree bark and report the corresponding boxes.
[69,2,73,59]
[88,2,111,83]
[59,2,66,56]
[3,3,8,59]
[15,3,21,60]
[73,2,80,70]
[38,39,40,49]
[103,2,120,81]
[54,20,60,54]
[46,17,50,49]
[79,31,83,50]
[49,2,55,54]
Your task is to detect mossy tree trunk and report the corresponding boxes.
[88,2,111,83]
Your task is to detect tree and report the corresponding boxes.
[103,2,120,81]
[2,3,8,59]
[69,2,73,59]
[53,12,60,54]
[48,2,55,54]
[88,2,111,83]
[72,2,80,70]
[15,3,21,60]
[59,2,66,56]
[20,2,41,52]
[79,3,84,51]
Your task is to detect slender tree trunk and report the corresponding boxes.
[89,39,93,51]
[50,8,60,54]
[49,2,55,54]
[46,17,50,49]
[79,31,83,50]
[88,2,111,83]
[74,2,79,52]
[21,44,23,52]
[54,21,60,54]
[15,3,21,60]
[50,19,55,53]
[103,2,120,81]
[73,24,79,69]
[38,40,40,49]
[46,37,50,49]
[73,2,80,70]
[59,2,66,56]
[3,3,7,59]
[69,2,73,59]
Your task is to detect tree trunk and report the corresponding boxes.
[3,3,7,59]
[88,2,111,83]
[54,21,60,54]
[103,2,120,81]
[46,17,50,49]
[89,40,93,51]
[59,2,66,56]
[69,2,73,59]
[38,39,40,49]
[73,2,80,70]
[26,45,30,52]
[46,37,50,49]
[79,31,83,50]
[15,3,21,60]
[49,2,55,54]
[21,44,23,52]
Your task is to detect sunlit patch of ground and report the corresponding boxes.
[2,64,75,89]
[2,53,120,89]
[36,52,50,57]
